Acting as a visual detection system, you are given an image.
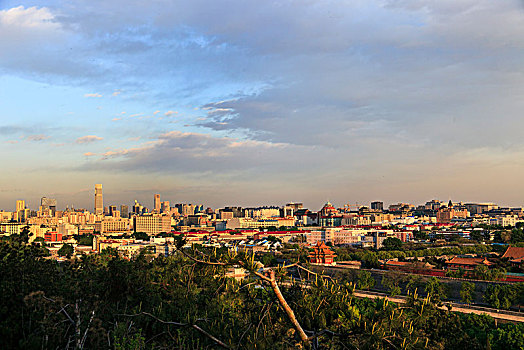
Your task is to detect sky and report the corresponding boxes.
[1,0,524,211]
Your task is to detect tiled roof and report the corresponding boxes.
[385,261,411,266]
[446,257,493,266]
[502,246,524,260]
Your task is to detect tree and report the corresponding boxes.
[361,251,379,268]
[414,230,428,240]
[470,231,483,242]
[425,277,446,303]
[357,271,375,290]
[405,274,423,293]
[57,243,74,257]
[484,285,501,309]
[474,265,490,280]
[381,271,402,297]
[460,282,475,304]
[510,228,524,244]
[75,234,93,246]
[266,235,280,243]
[3,237,524,349]
[133,231,150,241]
[382,237,403,251]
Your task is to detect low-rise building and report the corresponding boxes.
[133,214,171,235]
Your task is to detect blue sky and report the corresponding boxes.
[1,0,524,211]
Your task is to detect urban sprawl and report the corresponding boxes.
[2,184,524,282]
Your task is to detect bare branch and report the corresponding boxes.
[281,261,299,269]
[177,248,226,266]
[267,270,310,346]
[117,312,229,349]
[117,312,186,326]
[251,269,272,283]
[191,324,230,349]
[80,310,95,349]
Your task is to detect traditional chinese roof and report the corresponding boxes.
[385,260,435,269]
[384,260,411,266]
[446,257,493,266]
[308,241,336,257]
[502,246,524,260]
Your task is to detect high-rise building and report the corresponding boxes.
[16,200,25,212]
[370,201,384,211]
[161,201,170,213]
[109,205,117,216]
[94,184,103,215]
[120,205,129,218]
[41,197,57,215]
[133,200,143,215]
[154,194,161,213]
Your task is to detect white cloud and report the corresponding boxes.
[26,134,49,142]
[76,135,103,144]
[0,6,59,29]
[84,93,102,98]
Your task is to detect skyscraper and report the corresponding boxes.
[41,197,57,215]
[154,194,161,213]
[161,201,170,213]
[371,201,384,211]
[16,200,25,212]
[121,205,129,218]
[94,184,103,215]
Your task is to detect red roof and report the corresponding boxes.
[309,241,336,257]
[446,257,493,266]
[385,261,412,266]
[502,246,524,260]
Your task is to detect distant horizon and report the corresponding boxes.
[1,185,520,213]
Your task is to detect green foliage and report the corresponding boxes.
[447,267,466,278]
[424,277,447,303]
[460,282,475,304]
[265,235,280,243]
[113,324,146,350]
[474,265,506,281]
[357,270,375,290]
[57,243,74,257]
[75,234,94,246]
[484,283,522,310]
[381,271,402,296]
[382,237,403,251]
[0,239,523,349]
[133,231,150,241]
[361,251,379,268]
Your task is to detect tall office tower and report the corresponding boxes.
[161,201,170,213]
[120,205,129,218]
[16,200,25,212]
[133,200,143,215]
[109,205,117,216]
[41,197,57,215]
[94,184,103,215]
[154,194,161,213]
[371,201,384,211]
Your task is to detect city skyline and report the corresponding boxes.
[1,1,524,209]
[0,184,519,213]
